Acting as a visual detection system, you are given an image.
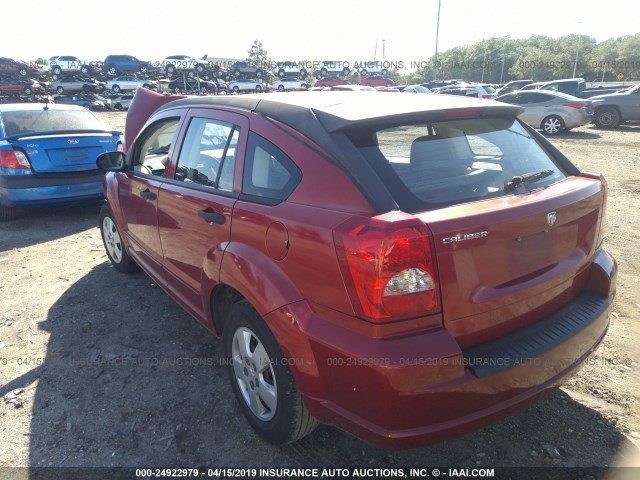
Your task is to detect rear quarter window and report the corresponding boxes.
[348,117,568,211]
[241,132,301,203]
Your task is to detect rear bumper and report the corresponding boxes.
[266,249,616,450]
[0,171,105,207]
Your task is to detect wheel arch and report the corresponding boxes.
[210,243,305,336]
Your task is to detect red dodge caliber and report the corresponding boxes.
[97,88,616,450]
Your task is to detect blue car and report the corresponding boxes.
[0,103,123,221]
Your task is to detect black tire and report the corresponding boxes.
[341,67,350,76]
[256,70,263,79]
[108,66,117,75]
[112,85,121,93]
[223,300,319,445]
[114,103,123,111]
[277,85,285,92]
[166,65,175,75]
[360,69,368,76]
[381,68,388,76]
[80,65,90,75]
[234,69,242,78]
[196,64,205,74]
[0,205,17,222]
[24,87,33,95]
[255,85,262,93]
[278,69,285,78]
[82,84,92,93]
[594,107,620,128]
[19,67,28,76]
[300,69,307,79]
[320,67,328,77]
[541,115,565,135]
[56,86,64,94]
[99,204,138,273]
[52,66,62,75]
[232,86,239,93]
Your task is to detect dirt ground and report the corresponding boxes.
[1,111,639,477]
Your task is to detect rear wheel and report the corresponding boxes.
[99,204,138,273]
[277,85,285,92]
[223,301,319,444]
[0,205,17,222]
[80,65,90,75]
[542,115,564,135]
[24,86,33,95]
[56,86,64,94]
[594,107,620,128]
[112,85,121,93]
[114,103,123,110]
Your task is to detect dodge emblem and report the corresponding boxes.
[547,211,557,227]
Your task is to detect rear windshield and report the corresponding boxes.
[1,108,108,137]
[347,117,567,211]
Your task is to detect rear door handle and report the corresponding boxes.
[140,190,156,201]
[198,209,225,225]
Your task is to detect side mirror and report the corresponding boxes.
[96,151,126,171]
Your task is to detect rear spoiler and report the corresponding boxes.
[124,87,185,152]
[2,129,122,142]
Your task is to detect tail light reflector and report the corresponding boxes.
[0,149,31,169]
[563,103,587,109]
[334,212,441,322]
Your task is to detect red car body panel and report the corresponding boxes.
[101,91,616,450]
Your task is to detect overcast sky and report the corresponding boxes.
[6,0,639,68]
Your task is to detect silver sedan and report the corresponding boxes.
[495,90,593,134]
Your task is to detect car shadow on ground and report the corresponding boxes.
[0,202,102,252]
[550,130,602,140]
[1,263,635,473]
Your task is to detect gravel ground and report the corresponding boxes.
[0,111,638,478]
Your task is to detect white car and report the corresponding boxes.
[105,75,157,93]
[109,94,134,111]
[49,55,92,76]
[356,61,389,76]
[228,79,266,93]
[273,62,310,79]
[314,60,350,78]
[161,55,209,75]
[272,78,310,92]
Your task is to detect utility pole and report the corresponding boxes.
[434,0,441,79]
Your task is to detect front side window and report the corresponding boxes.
[348,117,567,211]
[174,117,238,192]
[132,118,179,176]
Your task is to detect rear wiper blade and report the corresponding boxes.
[504,169,554,193]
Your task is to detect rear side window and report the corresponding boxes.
[174,117,239,192]
[241,132,301,202]
[348,117,567,211]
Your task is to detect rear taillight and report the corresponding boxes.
[482,94,492,99]
[563,103,586,109]
[116,142,124,152]
[581,172,608,249]
[334,212,441,322]
[0,149,31,170]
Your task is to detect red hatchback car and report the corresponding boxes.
[97,88,616,450]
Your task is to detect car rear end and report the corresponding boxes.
[0,104,123,218]
[556,95,594,129]
[271,97,615,449]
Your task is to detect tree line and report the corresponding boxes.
[404,34,640,85]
